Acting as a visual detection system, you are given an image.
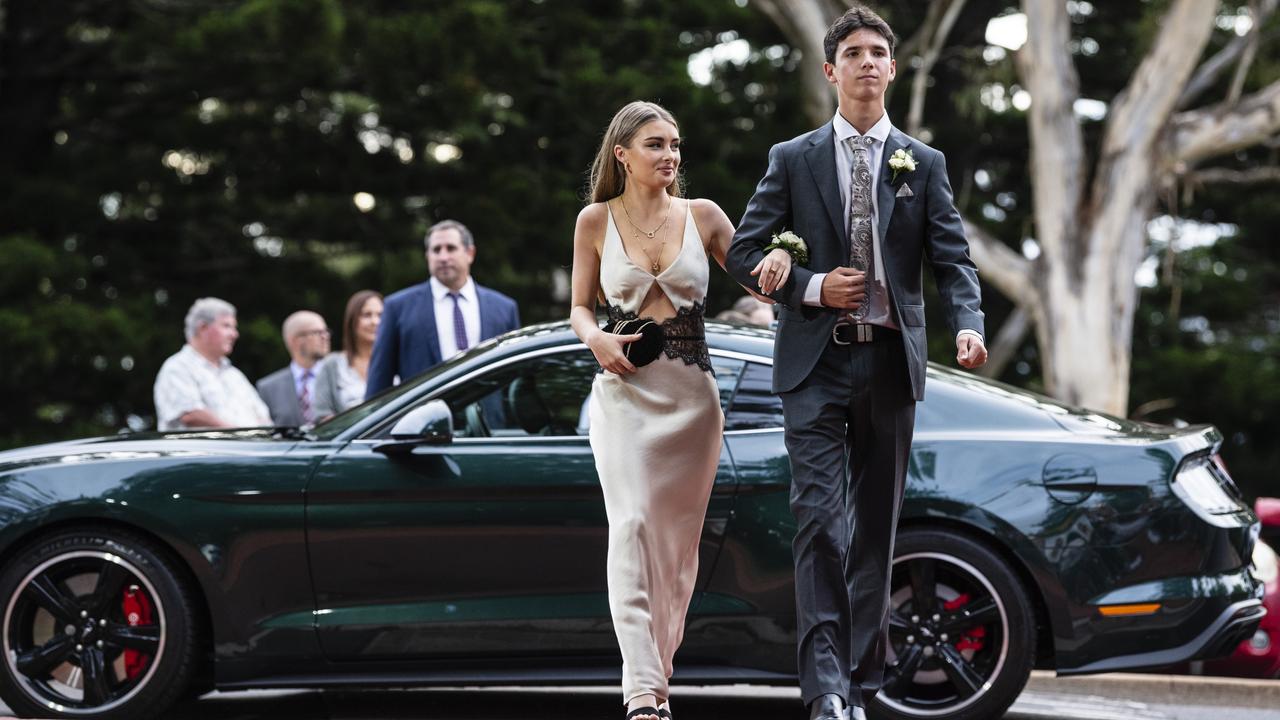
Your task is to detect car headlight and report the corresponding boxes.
[1170,457,1247,527]
[1252,540,1279,586]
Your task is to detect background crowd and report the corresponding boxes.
[154,214,777,432]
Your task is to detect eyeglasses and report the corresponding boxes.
[296,329,331,339]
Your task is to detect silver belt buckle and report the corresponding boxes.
[832,321,873,345]
[832,321,851,345]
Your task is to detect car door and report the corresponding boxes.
[690,359,798,671]
[306,345,743,662]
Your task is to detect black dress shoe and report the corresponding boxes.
[808,693,848,720]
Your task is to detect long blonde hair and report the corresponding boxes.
[587,101,682,204]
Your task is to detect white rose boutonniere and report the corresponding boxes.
[888,148,916,183]
[763,230,809,265]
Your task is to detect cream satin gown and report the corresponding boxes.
[589,201,724,704]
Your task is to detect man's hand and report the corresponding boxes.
[819,267,866,310]
[956,334,988,369]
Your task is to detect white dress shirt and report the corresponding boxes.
[431,276,481,359]
[803,111,981,343]
[153,345,270,430]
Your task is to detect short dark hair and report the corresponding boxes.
[824,4,897,64]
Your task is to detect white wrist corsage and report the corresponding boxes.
[763,230,809,266]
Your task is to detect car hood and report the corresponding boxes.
[0,428,287,474]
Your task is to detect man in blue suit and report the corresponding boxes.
[365,220,520,398]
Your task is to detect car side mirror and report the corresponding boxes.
[374,400,453,455]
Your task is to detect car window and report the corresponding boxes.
[427,350,603,439]
[725,361,783,430]
[712,357,745,413]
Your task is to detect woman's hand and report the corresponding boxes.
[750,248,793,295]
[587,330,643,374]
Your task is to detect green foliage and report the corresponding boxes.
[0,0,805,446]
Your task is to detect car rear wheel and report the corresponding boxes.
[871,528,1036,720]
[0,529,199,719]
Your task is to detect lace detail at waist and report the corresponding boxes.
[605,301,712,372]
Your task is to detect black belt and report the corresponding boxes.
[832,321,899,345]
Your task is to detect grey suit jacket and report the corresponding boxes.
[726,122,984,400]
[255,367,302,427]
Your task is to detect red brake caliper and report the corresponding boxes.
[943,593,986,652]
[121,586,154,679]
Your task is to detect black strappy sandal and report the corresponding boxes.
[626,708,662,720]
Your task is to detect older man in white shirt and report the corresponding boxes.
[153,297,270,431]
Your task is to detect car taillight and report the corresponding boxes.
[1171,455,1248,527]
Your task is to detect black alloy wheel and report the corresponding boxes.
[0,529,200,719]
[871,528,1036,720]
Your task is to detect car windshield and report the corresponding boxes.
[310,353,466,440]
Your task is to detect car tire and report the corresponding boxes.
[870,528,1036,720]
[0,528,200,720]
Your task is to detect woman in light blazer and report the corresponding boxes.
[313,290,383,419]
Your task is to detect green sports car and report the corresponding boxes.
[0,322,1263,720]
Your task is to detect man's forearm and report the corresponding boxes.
[178,409,230,429]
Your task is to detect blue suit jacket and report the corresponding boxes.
[364,280,520,399]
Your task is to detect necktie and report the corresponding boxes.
[847,135,875,321]
[449,292,469,352]
[299,369,314,424]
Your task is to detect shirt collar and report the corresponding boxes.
[430,276,477,303]
[832,110,892,146]
[182,343,229,370]
[290,361,314,383]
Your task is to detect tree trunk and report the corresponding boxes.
[1035,191,1156,412]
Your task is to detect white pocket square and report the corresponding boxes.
[895,184,914,198]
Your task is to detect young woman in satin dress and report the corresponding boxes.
[569,101,792,720]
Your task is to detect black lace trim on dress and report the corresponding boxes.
[606,300,712,372]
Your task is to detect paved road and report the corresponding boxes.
[4,675,1279,719]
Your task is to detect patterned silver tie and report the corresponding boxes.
[847,135,875,321]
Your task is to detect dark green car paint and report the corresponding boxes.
[0,322,1260,689]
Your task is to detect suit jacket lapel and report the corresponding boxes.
[420,287,443,365]
[877,128,908,245]
[802,125,846,247]
[476,286,495,341]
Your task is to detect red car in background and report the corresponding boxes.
[1202,497,1280,678]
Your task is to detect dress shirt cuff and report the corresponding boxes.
[803,273,826,307]
[957,329,984,344]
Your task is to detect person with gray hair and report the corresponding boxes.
[153,297,270,431]
[365,219,520,397]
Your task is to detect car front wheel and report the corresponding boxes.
[0,528,200,719]
[871,528,1036,720]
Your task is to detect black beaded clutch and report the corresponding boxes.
[605,318,664,367]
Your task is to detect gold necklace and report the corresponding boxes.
[620,194,673,239]
[618,197,674,274]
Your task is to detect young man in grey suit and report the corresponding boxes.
[726,6,987,720]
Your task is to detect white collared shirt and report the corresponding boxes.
[431,276,481,359]
[804,112,895,331]
[153,344,270,430]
